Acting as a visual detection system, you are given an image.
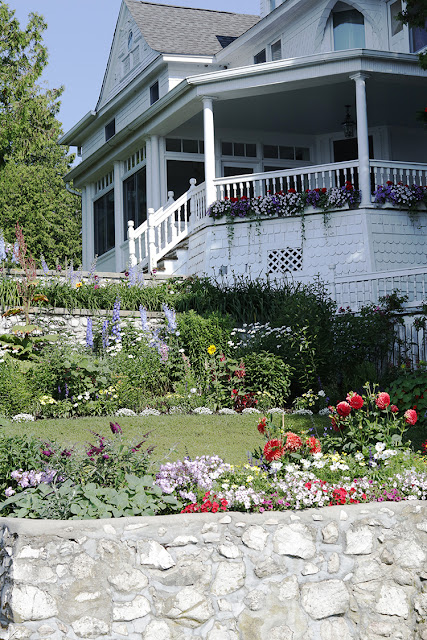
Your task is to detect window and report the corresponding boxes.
[389,0,403,36]
[410,20,427,52]
[94,190,115,256]
[165,138,204,154]
[270,0,277,10]
[271,40,282,61]
[128,30,133,51]
[254,49,267,64]
[263,144,310,161]
[150,81,159,105]
[123,167,147,235]
[333,7,365,50]
[222,141,257,157]
[105,119,115,142]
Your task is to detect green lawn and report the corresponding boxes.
[1,414,329,466]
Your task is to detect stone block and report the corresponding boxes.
[301,580,350,619]
[212,561,245,596]
[71,617,110,638]
[113,595,151,622]
[273,523,316,559]
[138,540,175,570]
[161,586,214,628]
[2,584,58,622]
[375,584,409,619]
[241,525,269,551]
[345,526,374,555]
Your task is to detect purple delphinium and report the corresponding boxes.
[40,255,49,275]
[102,320,109,349]
[11,241,19,264]
[86,317,94,349]
[139,305,150,332]
[0,233,7,261]
[162,304,177,332]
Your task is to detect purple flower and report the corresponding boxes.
[5,487,15,497]
[110,421,122,435]
[102,320,109,349]
[86,317,94,349]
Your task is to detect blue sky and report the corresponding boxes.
[9,0,261,136]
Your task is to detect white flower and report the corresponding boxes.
[242,408,261,414]
[179,348,185,353]
[190,388,197,394]
[318,407,330,416]
[115,408,137,417]
[218,408,236,415]
[193,407,213,415]
[139,408,161,416]
[375,442,386,452]
[354,452,364,462]
[318,390,326,397]
[12,413,35,423]
[270,461,283,472]
[301,459,312,469]
[128,354,135,359]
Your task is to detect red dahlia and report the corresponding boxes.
[404,409,418,425]
[306,436,321,454]
[346,392,364,410]
[284,432,303,451]
[257,417,267,434]
[375,392,391,410]
[391,405,399,414]
[337,401,351,417]
[263,439,285,461]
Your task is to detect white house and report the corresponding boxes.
[61,0,427,306]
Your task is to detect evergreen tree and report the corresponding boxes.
[0,2,81,265]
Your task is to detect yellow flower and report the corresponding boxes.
[207,344,216,355]
[76,282,82,288]
[246,475,254,483]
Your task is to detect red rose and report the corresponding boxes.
[337,401,351,417]
[264,439,285,461]
[284,432,303,451]
[375,392,391,410]
[346,392,364,410]
[391,405,399,413]
[404,409,418,425]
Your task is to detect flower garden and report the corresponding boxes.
[0,227,427,519]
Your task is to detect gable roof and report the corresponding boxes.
[124,0,260,56]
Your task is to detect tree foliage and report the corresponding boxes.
[0,2,81,264]
[398,0,427,68]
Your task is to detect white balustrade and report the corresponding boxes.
[370,161,427,188]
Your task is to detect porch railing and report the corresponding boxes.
[213,160,360,201]
[127,159,427,270]
[370,161,427,187]
[330,266,427,310]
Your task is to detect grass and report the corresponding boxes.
[0,414,329,466]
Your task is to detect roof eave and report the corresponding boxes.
[59,111,97,146]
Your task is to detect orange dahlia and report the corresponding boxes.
[306,436,321,454]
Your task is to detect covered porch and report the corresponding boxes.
[89,49,427,274]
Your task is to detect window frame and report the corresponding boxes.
[332,7,366,51]
[105,119,116,142]
[150,80,160,105]
[93,188,115,257]
[254,48,267,64]
[271,39,282,61]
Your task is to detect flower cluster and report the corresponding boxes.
[181,491,228,513]
[207,183,360,222]
[374,181,427,210]
[155,455,232,502]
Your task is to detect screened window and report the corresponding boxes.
[222,141,257,157]
[389,0,403,36]
[271,40,282,61]
[150,81,159,105]
[123,167,147,236]
[105,119,115,142]
[254,49,267,64]
[94,190,115,256]
[410,20,427,52]
[333,8,365,50]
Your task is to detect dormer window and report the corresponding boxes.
[254,49,267,64]
[333,3,365,50]
[105,119,115,142]
[271,40,282,61]
[150,81,159,105]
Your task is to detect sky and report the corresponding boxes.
[9,0,261,136]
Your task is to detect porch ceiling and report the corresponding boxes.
[171,75,426,136]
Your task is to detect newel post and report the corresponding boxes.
[127,220,137,267]
[147,207,157,272]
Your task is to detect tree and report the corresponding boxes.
[398,0,427,69]
[0,2,81,265]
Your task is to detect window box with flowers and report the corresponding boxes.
[207,182,361,244]
[374,181,427,214]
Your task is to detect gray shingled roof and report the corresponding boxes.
[125,0,260,56]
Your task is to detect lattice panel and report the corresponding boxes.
[268,248,303,274]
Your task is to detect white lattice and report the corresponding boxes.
[268,248,303,273]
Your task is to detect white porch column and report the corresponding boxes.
[113,160,124,272]
[202,96,217,207]
[151,134,161,211]
[83,184,95,271]
[350,72,371,207]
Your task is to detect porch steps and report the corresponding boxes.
[156,239,189,276]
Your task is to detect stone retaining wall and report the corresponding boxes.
[2,501,427,639]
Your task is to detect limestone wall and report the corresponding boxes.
[2,501,427,639]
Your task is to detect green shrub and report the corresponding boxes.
[0,361,38,416]
[243,351,293,405]
[388,362,427,424]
